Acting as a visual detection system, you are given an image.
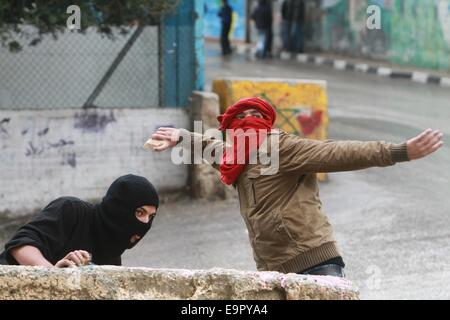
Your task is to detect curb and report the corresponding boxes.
[235,44,450,88]
[280,51,450,88]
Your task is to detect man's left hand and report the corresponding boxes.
[406,129,444,160]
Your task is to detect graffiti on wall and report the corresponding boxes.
[390,0,450,69]
[204,0,246,41]
[439,1,450,44]
[306,0,450,71]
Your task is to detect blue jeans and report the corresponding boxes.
[291,22,304,53]
[255,29,273,58]
[300,264,345,277]
[281,20,291,51]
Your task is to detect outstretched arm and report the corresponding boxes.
[279,129,443,174]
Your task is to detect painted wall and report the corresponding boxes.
[0,108,189,218]
[305,0,450,71]
[204,0,247,41]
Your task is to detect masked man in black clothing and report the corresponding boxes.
[0,174,159,267]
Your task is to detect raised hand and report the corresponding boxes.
[406,129,444,160]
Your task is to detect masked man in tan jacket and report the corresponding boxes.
[149,98,443,277]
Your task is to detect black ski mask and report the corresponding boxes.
[93,174,159,257]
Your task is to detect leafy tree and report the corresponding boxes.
[0,0,179,52]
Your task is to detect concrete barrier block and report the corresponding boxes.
[0,266,359,300]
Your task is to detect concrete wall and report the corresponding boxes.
[0,266,359,300]
[0,107,189,218]
[305,0,450,71]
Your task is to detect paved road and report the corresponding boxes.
[3,45,450,299]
